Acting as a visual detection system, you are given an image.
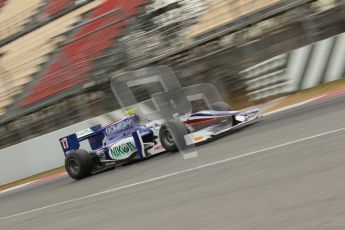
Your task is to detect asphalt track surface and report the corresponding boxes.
[1,93,345,230]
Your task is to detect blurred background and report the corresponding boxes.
[0,0,344,150]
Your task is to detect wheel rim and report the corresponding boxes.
[162,129,175,147]
[67,158,80,175]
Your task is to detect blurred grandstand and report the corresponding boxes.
[0,0,344,149]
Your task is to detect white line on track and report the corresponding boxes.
[0,182,34,194]
[1,126,345,221]
[264,89,345,116]
[263,96,322,116]
[0,172,68,195]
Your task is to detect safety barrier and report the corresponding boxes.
[240,32,345,100]
[240,54,290,100]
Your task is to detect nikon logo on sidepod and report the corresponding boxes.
[109,138,137,160]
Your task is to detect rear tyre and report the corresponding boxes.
[159,120,188,153]
[65,149,94,180]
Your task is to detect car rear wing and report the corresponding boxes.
[59,124,103,156]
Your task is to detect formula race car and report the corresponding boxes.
[60,102,260,180]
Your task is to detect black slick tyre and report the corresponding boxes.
[159,120,188,153]
[65,149,93,180]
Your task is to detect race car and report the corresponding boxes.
[60,102,260,179]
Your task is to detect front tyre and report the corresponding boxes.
[65,149,93,180]
[159,120,189,153]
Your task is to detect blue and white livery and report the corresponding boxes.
[60,105,261,180]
